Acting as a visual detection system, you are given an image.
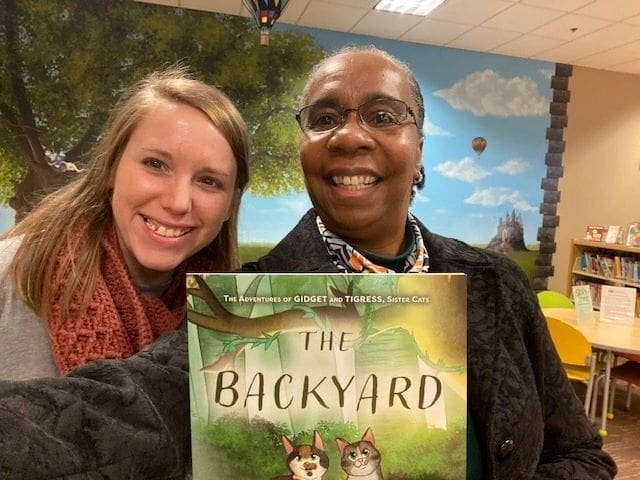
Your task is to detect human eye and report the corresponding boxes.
[142,157,166,171]
[305,107,341,132]
[361,99,404,128]
[198,174,223,190]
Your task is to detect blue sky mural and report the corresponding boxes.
[239,25,553,247]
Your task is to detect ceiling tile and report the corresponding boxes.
[180,0,243,15]
[400,18,471,45]
[351,9,422,39]
[490,34,566,57]
[615,39,640,55]
[326,0,379,7]
[531,44,583,63]
[606,59,640,74]
[575,0,640,22]
[482,4,565,33]
[428,0,513,25]
[278,0,311,24]
[446,26,522,51]
[596,60,640,74]
[520,0,593,11]
[573,50,638,68]
[531,13,610,40]
[626,13,640,26]
[296,0,368,31]
[566,23,640,52]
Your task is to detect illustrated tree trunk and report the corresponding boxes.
[2,0,70,222]
[10,159,68,223]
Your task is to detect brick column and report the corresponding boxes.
[533,63,572,291]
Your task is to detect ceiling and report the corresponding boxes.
[138,0,640,75]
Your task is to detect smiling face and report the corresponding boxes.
[110,100,237,287]
[299,51,423,256]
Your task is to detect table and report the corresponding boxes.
[542,307,640,435]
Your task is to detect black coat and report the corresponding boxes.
[0,210,616,479]
[243,210,617,480]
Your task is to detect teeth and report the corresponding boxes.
[144,217,192,238]
[332,175,377,190]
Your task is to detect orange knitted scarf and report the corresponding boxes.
[47,225,198,374]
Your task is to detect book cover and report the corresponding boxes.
[585,226,605,242]
[572,284,594,323]
[604,225,622,244]
[625,222,640,247]
[187,273,467,480]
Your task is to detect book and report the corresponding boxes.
[585,226,605,242]
[572,284,594,323]
[625,222,640,247]
[186,273,467,480]
[604,225,622,244]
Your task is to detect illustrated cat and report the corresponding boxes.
[335,427,384,480]
[273,431,329,480]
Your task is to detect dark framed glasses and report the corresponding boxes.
[296,97,416,133]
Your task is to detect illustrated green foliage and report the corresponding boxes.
[192,415,465,479]
[0,0,326,212]
[0,146,24,204]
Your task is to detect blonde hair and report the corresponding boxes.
[4,65,250,317]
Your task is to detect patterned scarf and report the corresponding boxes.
[317,214,430,273]
[47,225,194,374]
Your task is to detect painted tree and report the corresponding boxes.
[0,0,325,220]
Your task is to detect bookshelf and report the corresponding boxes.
[568,239,640,310]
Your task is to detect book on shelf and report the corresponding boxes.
[585,225,605,242]
[625,222,640,247]
[186,273,467,480]
[572,250,640,283]
[604,225,622,244]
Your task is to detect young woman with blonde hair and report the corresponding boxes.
[0,65,249,378]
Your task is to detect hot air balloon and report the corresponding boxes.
[471,136,487,157]
[243,0,289,46]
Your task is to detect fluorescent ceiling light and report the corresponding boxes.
[375,0,446,16]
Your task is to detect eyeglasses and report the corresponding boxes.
[296,97,417,133]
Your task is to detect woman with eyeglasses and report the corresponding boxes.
[243,46,617,479]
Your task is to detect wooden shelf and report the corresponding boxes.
[568,239,640,309]
[572,238,640,255]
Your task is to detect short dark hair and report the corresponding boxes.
[301,45,425,134]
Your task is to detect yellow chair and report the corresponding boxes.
[537,290,574,309]
[545,316,601,415]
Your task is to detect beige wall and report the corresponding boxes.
[548,66,640,294]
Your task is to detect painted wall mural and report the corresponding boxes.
[1,0,554,280]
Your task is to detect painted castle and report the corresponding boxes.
[486,209,527,252]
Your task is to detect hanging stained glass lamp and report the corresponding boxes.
[243,0,289,46]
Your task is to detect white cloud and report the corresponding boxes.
[538,68,554,82]
[432,157,490,183]
[422,114,452,137]
[280,197,312,215]
[412,191,429,203]
[433,69,548,117]
[464,187,536,211]
[495,158,531,175]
